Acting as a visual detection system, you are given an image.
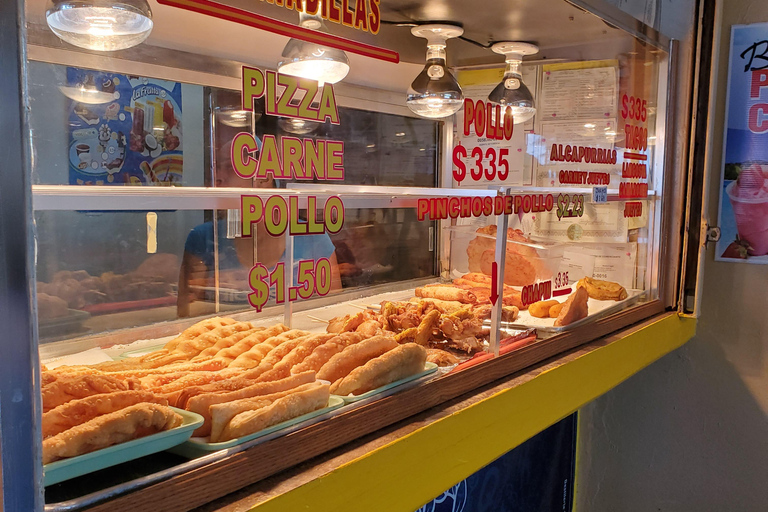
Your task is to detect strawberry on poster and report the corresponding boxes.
[716,23,768,263]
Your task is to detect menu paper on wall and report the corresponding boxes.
[716,22,768,264]
[454,68,529,187]
[67,69,183,186]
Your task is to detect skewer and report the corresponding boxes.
[348,303,368,310]
[306,315,329,324]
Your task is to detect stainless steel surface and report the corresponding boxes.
[31,184,498,211]
[44,450,231,512]
[655,39,678,307]
[0,1,44,510]
[490,191,510,357]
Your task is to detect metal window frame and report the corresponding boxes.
[0,0,44,510]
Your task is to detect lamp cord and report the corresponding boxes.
[380,19,493,49]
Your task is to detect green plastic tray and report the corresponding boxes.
[115,343,167,360]
[170,396,345,459]
[334,362,438,403]
[44,407,203,486]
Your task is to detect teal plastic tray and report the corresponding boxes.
[170,396,345,459]
[334,362,438,403]
[115,343,167,360]
[44,407,203,486]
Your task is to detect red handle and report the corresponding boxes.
[448,335,537,374]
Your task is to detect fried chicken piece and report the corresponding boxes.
[554,287,589,327]
[444,336,484,353]
[43,390,167,439]
[356,319,384,337]
[186,372,315,437]
[330,344,427,396]
[381,301,422,331]
[394,309,440,345]
[42,403,182,464]
[426,348,461,367]
[439,307,486,340]
[576,277,628,301]
[327,312,366,333]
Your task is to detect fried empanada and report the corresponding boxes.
[577,277,628,301]
[330,343,427,396]
[42,403,182,464]
[317,335,398,384]
[209,382,323,442]
[42,390,167,439]
[186,372,315,437]
[254,334,335,383]
[218,383,330,442]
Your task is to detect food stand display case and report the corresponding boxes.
[0,0,700,510]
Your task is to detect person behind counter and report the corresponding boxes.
[177,138,341,317]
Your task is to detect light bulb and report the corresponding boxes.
[278,10,350,85]
[406,24,464,119]
[488,42,539,124]
[46,0,153,51]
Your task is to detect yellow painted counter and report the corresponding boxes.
[205,313,695,512]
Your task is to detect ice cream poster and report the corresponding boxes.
[66,67,183,186]
[717,23,768,263]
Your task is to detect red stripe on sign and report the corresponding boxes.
[623,152,647,160]
[553,287,572,297]
[156,0,400,63]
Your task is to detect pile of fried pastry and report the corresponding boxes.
[42,316,431,461]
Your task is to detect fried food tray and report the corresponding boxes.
[333,362,439,403]
[505,289,647,333]
[44,408,203,487]
[169,396,345,459]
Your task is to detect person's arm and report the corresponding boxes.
[328,252,342,292]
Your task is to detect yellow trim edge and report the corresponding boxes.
[250,314,696,512]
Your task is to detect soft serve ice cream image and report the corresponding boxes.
[726,163,768,256]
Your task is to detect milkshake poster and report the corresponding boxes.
[67,67,183,186]
[717,23,768,263]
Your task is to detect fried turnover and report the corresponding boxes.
[42,374,140,412]
[317,335,398,384]
[42,391,167,439]
[227,331,311,369]
[577,277,628,301]
[290,332,365,375]
[218,383,330,442]
[254,334,335,383]
[209,382,323,442]
[193,324,287,361]
[42,403,182,464]
[330,343,427,396]
[554,287,589,326]
[186,372,316,437]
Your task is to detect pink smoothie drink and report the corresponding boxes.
[727,163,768,256]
